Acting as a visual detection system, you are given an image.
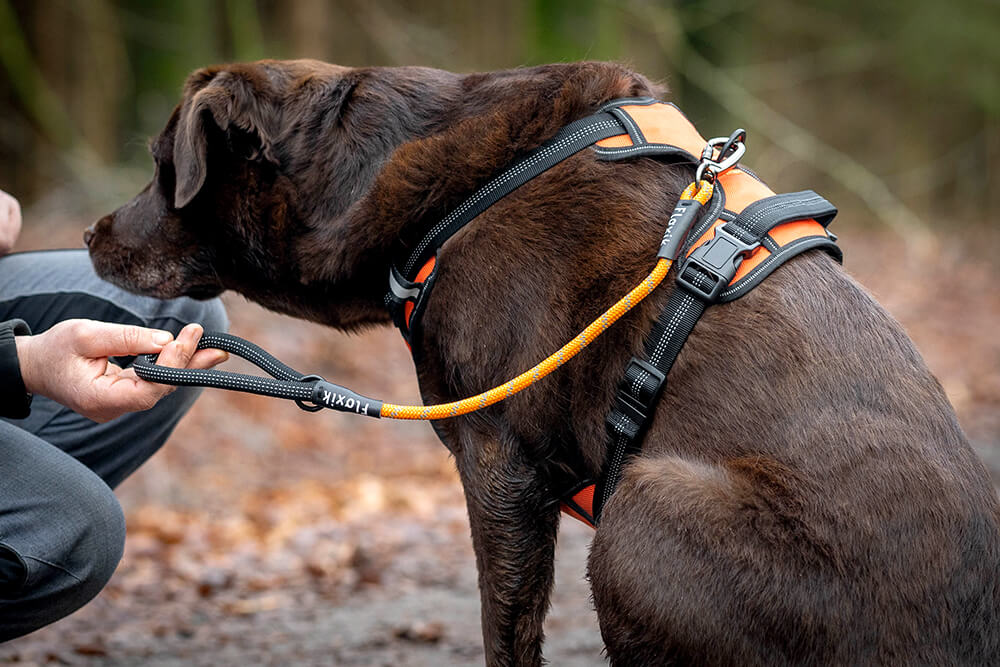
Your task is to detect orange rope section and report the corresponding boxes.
[380,180,713,420]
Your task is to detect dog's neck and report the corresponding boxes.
[292,63,660,330]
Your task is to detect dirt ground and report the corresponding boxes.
[1,218,998,665]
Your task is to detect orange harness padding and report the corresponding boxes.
[401,256,437,348]
[598,102,831,284]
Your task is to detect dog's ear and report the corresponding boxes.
[173,68,278,208]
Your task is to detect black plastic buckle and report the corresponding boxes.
[676,225,760,302]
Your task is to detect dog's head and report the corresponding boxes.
[87,59,466,325]
[88,60,657,327]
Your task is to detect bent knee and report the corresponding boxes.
[190,297,228,333]
[76,479,127,588]
[0,476,124,640]
[20,475,125,599]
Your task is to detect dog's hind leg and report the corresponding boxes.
[589,454,848,666]
[453,428,561,667]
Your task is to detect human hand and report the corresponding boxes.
[15,320,228,422]
[0,189,21,255]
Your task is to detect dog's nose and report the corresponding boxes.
[83,224,96,246]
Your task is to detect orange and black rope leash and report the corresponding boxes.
[132,179,715,420]
[381,179,713,419]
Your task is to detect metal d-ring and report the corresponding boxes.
[294,374,326,412]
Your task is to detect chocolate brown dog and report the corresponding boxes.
[87,60,1000,665]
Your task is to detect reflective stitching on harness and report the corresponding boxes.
[602,428,630,509]
[613,108,644,143]
[593,143,690,159]
[737,194,826,232]
[631,368,648,399]
[650,292,695,364]
[719,236,830,299]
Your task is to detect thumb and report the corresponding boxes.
[75,321,174,358]
[154,323,203,369]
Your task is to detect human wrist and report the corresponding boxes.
[13,334,38,395]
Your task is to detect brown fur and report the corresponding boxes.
[88,60,1000,666]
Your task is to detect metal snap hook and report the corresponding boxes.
[695,129,747,184]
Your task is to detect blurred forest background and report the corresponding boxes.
[1,1,998,664]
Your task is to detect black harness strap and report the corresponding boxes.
[386,99,692,348]
[591,188,839,521]
[386,110,626,346]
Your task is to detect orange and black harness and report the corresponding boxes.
[134,98,841,528]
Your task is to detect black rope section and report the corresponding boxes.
[132,332,383,418]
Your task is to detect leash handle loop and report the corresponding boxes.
[132,332,384,418]
[133,332,311,397]
[192,332,306,381]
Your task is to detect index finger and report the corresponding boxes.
[76,321,174,357]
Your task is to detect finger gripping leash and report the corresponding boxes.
[133,180,714,421]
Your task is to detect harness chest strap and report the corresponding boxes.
[563,187,839,528]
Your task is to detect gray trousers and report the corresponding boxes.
[0,249,228,641]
